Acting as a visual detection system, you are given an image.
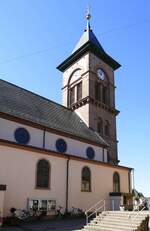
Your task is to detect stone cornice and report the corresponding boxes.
[70,96,120,116]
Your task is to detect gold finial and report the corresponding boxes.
[86,5,91,30]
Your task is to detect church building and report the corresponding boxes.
[0,13,133,222]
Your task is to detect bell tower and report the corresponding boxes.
[57,13,121,164]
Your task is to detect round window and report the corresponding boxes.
[56,139,67,153]
[86,147,95,159]
[14,127,30,145]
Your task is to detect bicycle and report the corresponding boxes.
[71,207,83,216]
[56,206,63,217]
[15,209,32,220]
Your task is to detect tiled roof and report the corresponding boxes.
[0,79,108,147]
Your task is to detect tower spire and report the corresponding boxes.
[86,5,91,31]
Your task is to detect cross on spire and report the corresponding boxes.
[86,5,91,30]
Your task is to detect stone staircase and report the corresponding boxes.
[75,211,150,231]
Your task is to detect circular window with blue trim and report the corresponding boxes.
[86,147,95,159]
[56,139,67,153]
[14,127,30,145]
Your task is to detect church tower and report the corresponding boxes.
[57,13,121,164]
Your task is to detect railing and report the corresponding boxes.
[131,206,146,229]
[85,199,106,224]
[129,198,149,229]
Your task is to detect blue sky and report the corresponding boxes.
[0,0,150,196]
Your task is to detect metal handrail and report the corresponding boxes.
[87,204,105,219]
[85,199,105,224]
[130,206,146,228]
[128,198,148,229]
[85,199,103,214]
[128,198,146,219]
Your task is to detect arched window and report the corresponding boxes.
[68,69,82,107]
[81,167,91,192]
[105,120,110,136]
[113,172,120,193]
[97,117,103,135]
[36,159,50,189]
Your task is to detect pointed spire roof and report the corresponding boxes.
[72,8,105,54]
[72,27,105,54]
[57,12,121,72]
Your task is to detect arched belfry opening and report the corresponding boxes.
[67,69,82,107]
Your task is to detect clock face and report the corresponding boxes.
[97,69,105,80]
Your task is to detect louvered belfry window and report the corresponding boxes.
[70,86,75,105]
[105,120,110,136]
[95,82,101,101]
[77,82,82,101]
[97,117,103,135]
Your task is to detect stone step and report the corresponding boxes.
[81,211,150,231]
[95,218,146,224]
[96,215,148,221]
[103,211,149,217]
[94,216,146,223]
[86,222,139,229]
[106,212,148,215]
[84,224,134,231]
[101,212,148,217]
[87,225,137,230]
[91,219,140,227]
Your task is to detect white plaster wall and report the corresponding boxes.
[0,145,130,217]
[0,146,67,216]
[0,117,107,163]
[0,118,43,148]
[45,132,105,162]
[68,160,130,211]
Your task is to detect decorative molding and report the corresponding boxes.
[61,76,82,90]
[70,96,119,115]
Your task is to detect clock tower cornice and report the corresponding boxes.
[69,95,120,116]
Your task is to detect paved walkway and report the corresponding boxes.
[0,218,85,231]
